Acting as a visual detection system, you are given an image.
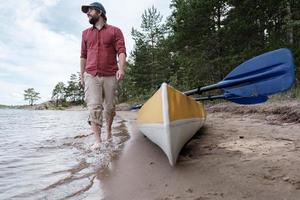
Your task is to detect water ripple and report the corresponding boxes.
[0,109,130,200]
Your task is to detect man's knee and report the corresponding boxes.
[104,105,116,120]
[88,105,103,126]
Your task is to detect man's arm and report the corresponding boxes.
[80,58,87,86]
[114,27,126,81]
[80,31,87,86]
[116,53,126,81]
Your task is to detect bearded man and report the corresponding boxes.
[80,2,126,149]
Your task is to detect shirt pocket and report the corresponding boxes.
[102,34,114,46]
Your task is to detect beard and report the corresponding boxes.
[89,15,100,25]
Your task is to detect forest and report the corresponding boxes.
[120,0,300,102]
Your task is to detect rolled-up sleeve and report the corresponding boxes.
[80,31,87,59]
[114,28,126,57]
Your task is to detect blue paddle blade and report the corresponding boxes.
[224,92,268,105]
[219,48,295,97]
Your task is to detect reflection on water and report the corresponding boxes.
[0,109,129,200]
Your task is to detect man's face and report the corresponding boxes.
[87,8,100,25]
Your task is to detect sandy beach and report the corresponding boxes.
[97,102,300,200]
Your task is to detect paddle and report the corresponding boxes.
[195,92,268,105]
[131,48,295,109]
[184,48,295,98]
[131,93,268,110]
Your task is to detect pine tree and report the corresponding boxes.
[65,74,80,102]
[52,82,66,106]
[129,6,168,98]
[24,88,40,106]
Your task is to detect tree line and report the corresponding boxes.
[51,73,84,106]
[120,0,300,102]
[23,73,83,106]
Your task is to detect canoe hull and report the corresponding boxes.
[139,118,204,166]
[138,83,206,166]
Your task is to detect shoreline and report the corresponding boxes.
[96,104,300,200]
[2,102,131,111]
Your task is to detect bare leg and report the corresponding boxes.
[106,115,113,141]
[102,76,118,141]
[84,73,104,149]
[91,122,102,144]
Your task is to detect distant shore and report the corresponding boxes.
[0,102,132,112]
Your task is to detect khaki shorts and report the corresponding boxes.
[84,72,118,126]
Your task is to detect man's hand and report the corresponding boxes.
[80,58,87,88]
[116,69,125,81]
[80,74,85,88]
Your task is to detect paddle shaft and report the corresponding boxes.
[184,67,284,96]
[184,84,219,96]
[195,95,225,101]
[132,93,260,110]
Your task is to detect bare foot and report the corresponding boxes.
[107,132,112,142]
[91,142,101,150]
[107,138,113,143]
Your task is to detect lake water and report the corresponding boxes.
[0,109,130,200]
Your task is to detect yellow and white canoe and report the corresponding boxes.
[137,83,206,166]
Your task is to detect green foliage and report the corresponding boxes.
[125,6,170,98]
[51,73,84,108]
[121,1,300,102]
[65,73,84,102]
[52,82,66,106]
[24,88,40,106]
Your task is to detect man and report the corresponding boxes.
[80,2,126,149]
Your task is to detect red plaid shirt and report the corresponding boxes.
[80,24,126,76]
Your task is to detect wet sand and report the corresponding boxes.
[98,104,300,200]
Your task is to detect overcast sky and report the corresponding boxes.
[0,0,171,105]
